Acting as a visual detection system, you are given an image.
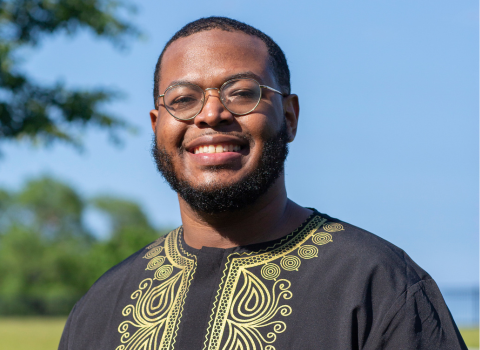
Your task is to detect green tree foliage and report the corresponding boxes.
[17,177,88,239]
[0,176,168,315]
[85,195,160,287]
[0,0,139,149]
[92,195,151,233]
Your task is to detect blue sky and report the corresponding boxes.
[0,0,478,286]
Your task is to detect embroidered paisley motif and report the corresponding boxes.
[117,215,339,350]
[116,230,196,350]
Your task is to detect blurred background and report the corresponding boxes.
[0,0,478,349]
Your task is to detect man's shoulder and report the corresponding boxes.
[75,231,172,309]
[60,231,177,348]
[313,211,431,285]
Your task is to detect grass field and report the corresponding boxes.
[461,327,480,349]
[0,317,478,350]
[0,317,67,350]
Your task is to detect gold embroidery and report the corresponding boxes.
[297,245,318,259]
[116,229,196,350]
[261,263,281,281]
[204,215,330,350]
[146,236,165,250]
[117,214,338,350]
[144,246,163,259]
[280,256,301,271]
[146,256,166,270]
[223,270,292,350]
[154,265,173,281]
[312,232,333,245]
[322,222,344,232]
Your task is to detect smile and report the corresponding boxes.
[194,144,242,154]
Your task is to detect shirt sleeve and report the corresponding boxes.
[58,303,77,350]
[366,279,468,350]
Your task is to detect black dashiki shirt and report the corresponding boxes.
[58,210,467,350]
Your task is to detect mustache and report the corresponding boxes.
[151,120,289,214]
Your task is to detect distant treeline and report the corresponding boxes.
[0,176,169,315]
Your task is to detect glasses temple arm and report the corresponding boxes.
[259,85,286,96]
[155,94,165,109]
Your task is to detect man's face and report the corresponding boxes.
[150,30,298,213]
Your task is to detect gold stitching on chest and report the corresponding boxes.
[115,229,196,350]
[116,215,341,350]
[203,215,333,350]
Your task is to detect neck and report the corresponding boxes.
[178,175,313,249]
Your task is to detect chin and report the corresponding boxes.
[152,121,289,214]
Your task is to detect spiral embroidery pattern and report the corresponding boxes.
[116,229,196,350]
[117,214,338,350]
[261,263,281,280]
[146,256,165,270]
[204,214,334,350]
[146,236,165,250]
[155,265,174,281]
[222,270,292,350]
[297,245,319,259]
[312,232,333,245]
[143,246,163,259]
[322,222,344,232]
[280,255,301,271]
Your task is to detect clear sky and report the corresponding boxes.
[0,0,478,287]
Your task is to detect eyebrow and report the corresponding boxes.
[165,72,265,90]
[222,72,264,83]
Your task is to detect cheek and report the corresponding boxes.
[155,114,186,152]
[243,104,284,140]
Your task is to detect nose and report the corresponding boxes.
[193,89,235,127]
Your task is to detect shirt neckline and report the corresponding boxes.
[177,208,320,257]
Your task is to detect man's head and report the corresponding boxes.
[153,17,291,108]
[150,17,300,214]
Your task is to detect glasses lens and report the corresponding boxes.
[221,79,261,115]
[164,84,204,120]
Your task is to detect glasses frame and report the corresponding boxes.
[157,78,285,121]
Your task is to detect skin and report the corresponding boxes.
[150,29,312,249]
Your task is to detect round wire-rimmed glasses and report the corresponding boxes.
[157,78,284,121]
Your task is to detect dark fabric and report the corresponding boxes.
[58,210,467,350]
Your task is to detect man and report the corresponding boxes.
[59,17,467,350]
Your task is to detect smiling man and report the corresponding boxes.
[59,17,467,350]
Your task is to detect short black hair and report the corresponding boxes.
[153,16,291,107]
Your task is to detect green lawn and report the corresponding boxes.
[461,327,480,348]
[0,317,67,350]
[0,317,478,350]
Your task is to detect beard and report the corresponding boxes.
[151,122,289,214]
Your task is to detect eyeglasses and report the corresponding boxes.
[157,78,284,121]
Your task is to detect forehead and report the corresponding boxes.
[159,30,274,90]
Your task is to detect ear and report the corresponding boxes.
[283,94,300,142]
[150,109,159,132]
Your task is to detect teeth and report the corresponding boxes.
[193,144,242,154]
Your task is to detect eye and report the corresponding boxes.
[228,89,257,99]
[172,96,196,104]
[169,95,199,110]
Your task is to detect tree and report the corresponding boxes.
[85,196,161,284]
[0,0,139,150]
[0,176,168,315]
